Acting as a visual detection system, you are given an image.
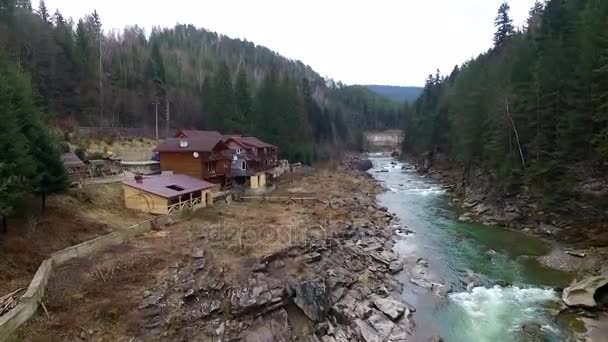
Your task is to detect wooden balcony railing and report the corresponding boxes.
[167,196,203,214]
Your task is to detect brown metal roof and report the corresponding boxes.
[123,174,215,198]
[177,130,223,140]
[156,136,222,153]
[236,137,277,149]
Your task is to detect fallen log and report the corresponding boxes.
[565,251,586,258]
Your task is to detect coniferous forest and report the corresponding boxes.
[403,0,608,207]
[0,0,403,229]
[0,0,401,161]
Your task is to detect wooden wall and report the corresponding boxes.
[160,152,202,178]
[201,159,230,179]
[123,184,169,215]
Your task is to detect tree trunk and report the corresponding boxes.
[41,192,47,213]
[505,99,526,169]
[1,215,6,234]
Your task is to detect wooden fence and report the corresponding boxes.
[0,216,170,341]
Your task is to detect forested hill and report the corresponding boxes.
[403,0,608,207]
[0,0,401,163]
[365,85,423,103]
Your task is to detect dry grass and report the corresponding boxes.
[83,138,157,161]
[0,184,150,295]
[16,165,380,341]
[19,236,175,342]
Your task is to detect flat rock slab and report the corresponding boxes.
[292,278,331,322]
[373,297,407,321]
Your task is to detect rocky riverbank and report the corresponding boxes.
[400,154,608,271]
[135,156,421,342]
[396,152,608,341]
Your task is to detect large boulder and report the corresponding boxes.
[562,268,608,308]
[291,278,331,322]
[353,159,373,172]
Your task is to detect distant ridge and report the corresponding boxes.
[365,85,423,103]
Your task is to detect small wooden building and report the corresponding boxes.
[61,152,87,181]
[156,133,230,186]
[122,174,216,215]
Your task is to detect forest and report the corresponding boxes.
[0,0,401,161]
[0,0,404,231]
[403,0,608,204]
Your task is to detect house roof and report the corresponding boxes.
[161,129,277,152]
[123,174,215,199]
[236,137,277,149]
[61,152,85,168]
[176,130,223,140]
[156,136,223,153]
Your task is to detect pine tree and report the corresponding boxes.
[234,67,252,131]
[0,58,35,233]
[37,0,48,23]
[146,39,166,99]
[29,128,68,211]
[494,2,515,48]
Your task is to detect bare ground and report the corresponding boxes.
[17,163,382,341]
[0,184,150,297]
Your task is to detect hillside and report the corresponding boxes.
[403,0,608,217]
[332,85,403,130]
[365,85,423,103]
[0,2,401,164]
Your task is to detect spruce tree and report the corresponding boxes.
[0,58,35,232]
[494,2,515,48]
[234,68,252,131]
[37,0,48,23]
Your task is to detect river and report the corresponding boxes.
[369,154,574,342]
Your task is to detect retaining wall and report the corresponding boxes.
[0,215,171,341]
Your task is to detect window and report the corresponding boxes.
[263,148,267,154]
[236,148,242,154]
[241,161,247,170]
[253,148,258,156]
[166,185,185,191]
[208,161,217,174]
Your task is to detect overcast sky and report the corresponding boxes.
[44,0,536,86]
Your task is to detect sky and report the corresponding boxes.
[44,0,536,86]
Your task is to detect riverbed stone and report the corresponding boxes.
[292,278,331,322]
[562,268,608,308]
[355,319,384,342]
[372,297,407,321]
[354,159,373,172]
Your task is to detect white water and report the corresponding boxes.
[449,286,561,341]
[370,154,571,341]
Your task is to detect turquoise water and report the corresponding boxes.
[370,154,573,342]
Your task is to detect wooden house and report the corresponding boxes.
[223,136,279,189]
[122,174,216,215]
[156,132,230,186]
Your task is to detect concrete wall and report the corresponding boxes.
[0,216,172,342]
[364,130,403,150]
